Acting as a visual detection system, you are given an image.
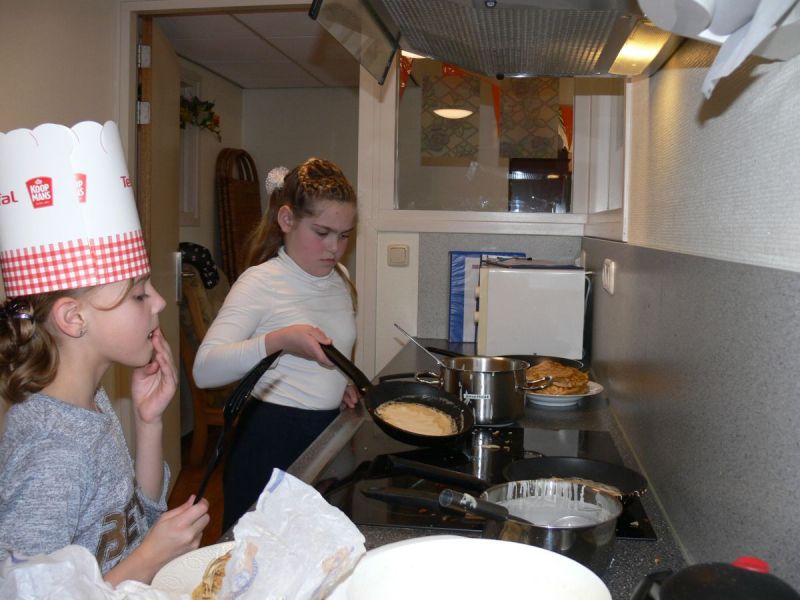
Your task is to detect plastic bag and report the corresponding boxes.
[0,545,185,600]
[219,469,366,599]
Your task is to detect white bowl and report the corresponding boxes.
[327,535,611,600]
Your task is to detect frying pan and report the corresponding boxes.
[426,346,587,372]
[321,344,474,447]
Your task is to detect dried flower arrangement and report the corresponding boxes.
[180,95,221,141]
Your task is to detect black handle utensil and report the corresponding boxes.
[194,350,281,503]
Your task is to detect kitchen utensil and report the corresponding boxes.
[326,536,612,600]
[631,556,800,600]
[194,350,281,502]
[362,475,622,574]
[417,355,538,426]
[321,343,474,446]
[393,323,446,368]
[438,488,530,524]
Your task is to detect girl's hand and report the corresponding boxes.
[113,496,210,585]
[341,383,361,409]
[131,328,178,424]
[265,324,334,366]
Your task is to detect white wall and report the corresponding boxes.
[627,40,800,272]
[0,0,119,426]
[177,59,243,264]
[0,0,117,131]
[241,87,359,212]
[375,233,420,372]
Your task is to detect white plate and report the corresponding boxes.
[328,535,610,599]
[151,541,234,595]
[527,380,604,407]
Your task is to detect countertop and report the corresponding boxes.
[233,340,687,599]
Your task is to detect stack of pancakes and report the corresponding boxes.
[526,359,589,395]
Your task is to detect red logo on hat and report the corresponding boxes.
[26,177,54,208]
[120,175,132,188]
[76,173,87,203]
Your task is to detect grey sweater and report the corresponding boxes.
[0,389,169,573]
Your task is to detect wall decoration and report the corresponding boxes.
[500,78,560,159]
[180,95,222,141]
[420,71,480,165]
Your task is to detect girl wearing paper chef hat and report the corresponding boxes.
[0,121,210,585]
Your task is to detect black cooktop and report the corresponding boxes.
[315,420,656,541]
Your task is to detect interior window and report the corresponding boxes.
[396,58,575,213]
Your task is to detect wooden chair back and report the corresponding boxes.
[215,148,262,281]
[179,263,236,465]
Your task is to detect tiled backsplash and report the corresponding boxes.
[583,237,800,585]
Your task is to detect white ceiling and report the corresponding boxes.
[155,9,360,89]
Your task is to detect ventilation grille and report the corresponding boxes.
[378,0,642,77]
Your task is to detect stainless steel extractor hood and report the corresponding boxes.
[370,0,679,78]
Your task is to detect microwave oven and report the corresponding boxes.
[476,264,586,359]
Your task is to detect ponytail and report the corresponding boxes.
[242,157,358,311]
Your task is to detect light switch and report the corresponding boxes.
[387,244,409,267]
[602,258,616,295]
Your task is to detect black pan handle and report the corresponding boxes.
[377,372,416,382]
[425,346,464,358]
[362,486,444,512]
[321,343,372,393]
[387,456,488,491]
[438,489,512,522]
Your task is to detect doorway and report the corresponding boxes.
[123,2,360,476]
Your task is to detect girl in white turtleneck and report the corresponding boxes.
[193,157,360,530]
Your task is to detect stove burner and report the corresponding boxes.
[316,422,656,541]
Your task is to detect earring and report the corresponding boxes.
[79,327,88,338]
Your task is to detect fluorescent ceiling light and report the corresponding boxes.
[609,19,673,77]
[401,49,427,59]
[433,108,473,119]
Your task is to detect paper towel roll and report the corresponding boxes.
[638,0,715,37]
[709,0,760,35]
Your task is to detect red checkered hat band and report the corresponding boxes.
[0,230,150,296]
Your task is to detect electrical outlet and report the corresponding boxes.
[602,259,616,295]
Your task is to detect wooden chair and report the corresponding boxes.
[180,263,236,466]
[215,148,262,282]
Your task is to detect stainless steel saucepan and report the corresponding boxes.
[417,355,548,426]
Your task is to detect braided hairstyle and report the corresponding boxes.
[0,294,63,405]
[243,157,358,309]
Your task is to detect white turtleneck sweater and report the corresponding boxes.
[193,247,356,410]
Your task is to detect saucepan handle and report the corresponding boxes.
[387,455,488,491]
[414,370,442,385]
[361,486,443,512]
[425,346,463,358]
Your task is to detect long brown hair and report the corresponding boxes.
[243,157,358,309]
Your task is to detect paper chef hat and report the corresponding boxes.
[0,121,149,297]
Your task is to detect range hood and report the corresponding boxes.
[370,0,680,79]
